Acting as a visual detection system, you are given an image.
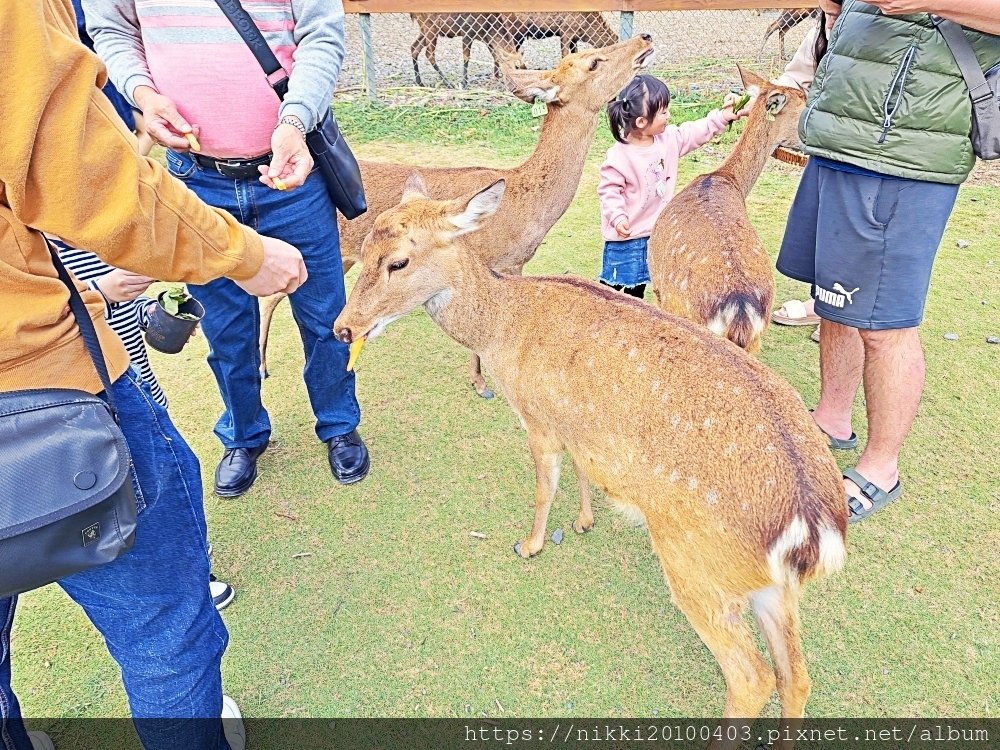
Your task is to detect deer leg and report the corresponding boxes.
[258,293,286,379]
[514,433,562,559]
[411,36,425,86]
[427,37,451,88]
[655,550,775,744]
[462,37,472,89]
[751,584,812,740]
[570,456,594,534]
[470,353,494,399]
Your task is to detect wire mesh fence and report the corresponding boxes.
[338,8,821,101]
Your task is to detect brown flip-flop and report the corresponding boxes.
[772,299,821,327]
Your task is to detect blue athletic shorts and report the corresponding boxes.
[777,159,959,330]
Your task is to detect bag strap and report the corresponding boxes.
[212,0,289,100]
[934,17,998,107]
[45,240,118,415]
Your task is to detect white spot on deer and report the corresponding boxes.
[703,418,713,429]
[700,257,710,265]
[588,403,596,413]
[706,490,719,506]
[679,277,689,292]
[724,443,737,455]
[653,464,664,476]
[765,444,777,453]
[587,357,595,369]
[636,363,646,374]
[671,414,681,428]
[612,383,620,395]
[671,217,678,227]
[725,261,732,268]
[651,380,660,393]
[678,243,687,253]
[756,424,765,433]
[628,347,638,360]
[660,392,670,403]
[669,469,680,483]
[733,386,743,396]
[687,476,699,491]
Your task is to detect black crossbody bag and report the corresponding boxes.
[213,0,367,219]
[0,245,138,598]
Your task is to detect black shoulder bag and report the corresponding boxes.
[933,16,1000,161]
[213,0,368,219]
[0,245,138,598]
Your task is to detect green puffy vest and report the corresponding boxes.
[800,1,1000,184]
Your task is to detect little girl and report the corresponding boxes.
[597,74,750,298]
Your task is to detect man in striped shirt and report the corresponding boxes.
[87,0,369,497]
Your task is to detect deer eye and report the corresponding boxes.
[388,258,409,273]
[589,59,601,72]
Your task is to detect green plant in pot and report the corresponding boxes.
[145,285,205,354]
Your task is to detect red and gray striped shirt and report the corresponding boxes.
[85,0,345,158]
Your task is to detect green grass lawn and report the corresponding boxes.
[13,95,998,743]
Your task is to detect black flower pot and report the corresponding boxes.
[144,291,205,354]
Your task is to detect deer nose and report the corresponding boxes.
[641,33,652,43]
[335,327,353,345]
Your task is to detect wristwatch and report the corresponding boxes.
[278,115,307,139]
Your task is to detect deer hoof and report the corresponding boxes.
[571,519,593,534]
[513,541,540,559]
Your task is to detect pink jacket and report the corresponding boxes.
[598,110,731,242]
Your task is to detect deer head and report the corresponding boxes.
[493,46,528,72]
[334,175,506,347]
[737,65,807,149]
[504,34,655,114]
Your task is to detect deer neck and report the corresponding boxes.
[424,252,512,355]
[713,115,778,199]
[508,100,599,221]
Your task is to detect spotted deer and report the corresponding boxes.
[260,35,656,391]
[411,13,526,89]
[647,68,806,353]
[334,175,846,736]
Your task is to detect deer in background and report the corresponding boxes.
[260,36,656,395]
[647,68,806,353]
[760,8,819,59]
[411,13,526,88]
[513,12,619,58]
[334,174,846,738]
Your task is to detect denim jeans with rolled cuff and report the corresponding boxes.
[0,369,231,750]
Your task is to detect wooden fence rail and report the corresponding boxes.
[345,1,815,12]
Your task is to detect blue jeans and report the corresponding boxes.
[599,236,650,288]
[166,150,360,449]
[0,370,230,750]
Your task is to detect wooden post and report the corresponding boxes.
[619,10,635,41]
[359,13,377,102]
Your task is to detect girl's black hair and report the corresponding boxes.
[813,12,829,66]
[607,74,671,144]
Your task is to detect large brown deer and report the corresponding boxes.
[333,175,846,737]
[411,13,526,89]
[647,68,806,353]
[760,8,819,59]
[513,12,619,57]
[261,35,656,395]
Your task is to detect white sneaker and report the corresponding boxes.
[209,575,236,611]
[221,694,245,750]
[28,732,55,750]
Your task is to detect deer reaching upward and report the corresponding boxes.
[260,35,656,395]
[647,68,806,353]
[334,175,846,735]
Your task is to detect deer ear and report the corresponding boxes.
[401,172,429,204]
[450,179,505,236]
[766,92,789,116]
[506,69,561,104]
[737,64,768,92]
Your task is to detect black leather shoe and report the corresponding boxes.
[327,430,370,485]
[215,444,268,498]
